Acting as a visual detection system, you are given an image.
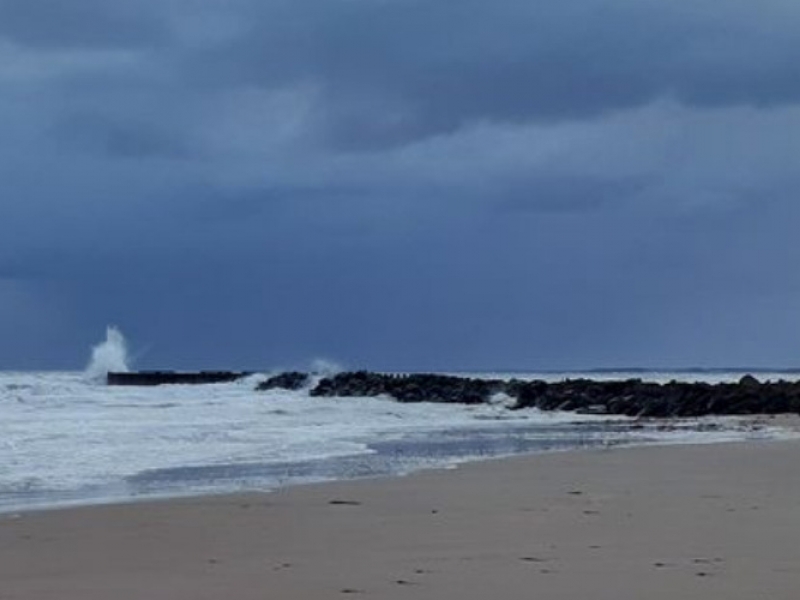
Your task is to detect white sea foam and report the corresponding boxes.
[85,326,130,381]
[488,391,516,408]
[310,358,343,376]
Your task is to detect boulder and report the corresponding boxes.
[256,371,310,391]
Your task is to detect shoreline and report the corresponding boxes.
[4,427,800,599]
[3,414,794,517]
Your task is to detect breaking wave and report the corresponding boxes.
[85,326,130,381]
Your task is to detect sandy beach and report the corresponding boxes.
[3,434,800,599]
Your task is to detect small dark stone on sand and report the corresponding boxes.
[520,557,548,563]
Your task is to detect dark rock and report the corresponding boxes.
[309,371,505,404]
[252,369,800,418]
[739,374,760,387]
[256,371,310,391]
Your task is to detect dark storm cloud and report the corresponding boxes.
[496,176,649,214]
[50,112,188,158]
[173,0,800,147]
[3,0,800,369]
[0,0,168,49]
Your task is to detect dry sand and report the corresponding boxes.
[3,434,800,599]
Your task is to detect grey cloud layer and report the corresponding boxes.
[2,0,800,369]
[8,0,800,145]
[0,0,169,48]
[162,0,800,148]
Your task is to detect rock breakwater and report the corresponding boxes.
[259,371,800,417]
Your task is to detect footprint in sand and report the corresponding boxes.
[692,558,724,564]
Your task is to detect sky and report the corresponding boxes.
[3,0,800,371]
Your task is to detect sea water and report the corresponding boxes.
[1,365,794,513]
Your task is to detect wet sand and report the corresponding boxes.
[3,434,800,599]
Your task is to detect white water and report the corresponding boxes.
[85,326,130,381]
[0,368,794,513]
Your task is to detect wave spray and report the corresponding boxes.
[86,326,131,381]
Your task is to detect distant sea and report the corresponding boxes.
[1,369,794,513]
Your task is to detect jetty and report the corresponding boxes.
[259,370,800,417]
[107,371,252,386]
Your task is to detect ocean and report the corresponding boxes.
[1,366,793,514]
